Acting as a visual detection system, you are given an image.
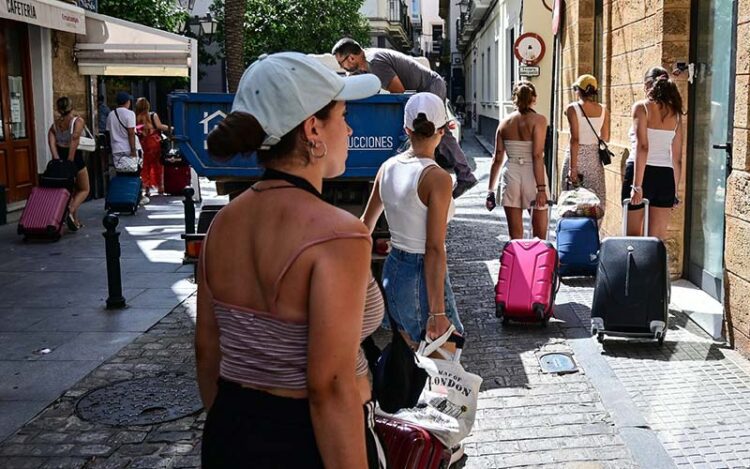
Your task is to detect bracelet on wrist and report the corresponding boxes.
[429,312,446,316]
[631,185,642,193]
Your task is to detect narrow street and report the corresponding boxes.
[1,133,750,468]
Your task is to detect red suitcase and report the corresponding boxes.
[494,204,559,325]
[375,415,452,469]
[163,164,191,196]
[18,187,71,240]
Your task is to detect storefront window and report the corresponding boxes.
[6,26,27,140]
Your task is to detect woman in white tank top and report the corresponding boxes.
[561,74,609,213]
[362,93,464,345]
[623,66,684,241]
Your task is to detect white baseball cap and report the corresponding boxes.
[231,52,381,149]
[403,92,448,131]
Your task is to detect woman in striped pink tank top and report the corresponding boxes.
[194,53,385,468]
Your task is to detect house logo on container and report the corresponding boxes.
[199,110,227,150]
[348,134,394,151]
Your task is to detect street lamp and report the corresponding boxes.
[177,0,196,11]
[180,14,218,43]
[456,0,469,15]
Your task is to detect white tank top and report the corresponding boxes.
[573,102,604,145]
[379,153,455,254]
[627,103,678,167]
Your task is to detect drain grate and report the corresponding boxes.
[76,374,203,426]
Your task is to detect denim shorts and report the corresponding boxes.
[381,247,464,343]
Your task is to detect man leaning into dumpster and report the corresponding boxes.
[332,38,478,198]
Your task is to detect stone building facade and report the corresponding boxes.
[555,0,750,356]
[725,0,750,355]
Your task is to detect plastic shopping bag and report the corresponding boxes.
[378,326,482,448]
[556,186,603,219]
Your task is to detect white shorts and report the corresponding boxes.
[498,158,549,209]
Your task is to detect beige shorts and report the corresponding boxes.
[498,158,549,209]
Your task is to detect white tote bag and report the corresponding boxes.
[379,326,483,448]
[71,117,97,153]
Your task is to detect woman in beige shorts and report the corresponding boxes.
[486,82,550,239]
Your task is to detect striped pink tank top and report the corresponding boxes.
[201,231,384,391]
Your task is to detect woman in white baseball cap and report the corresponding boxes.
[362,92,464,348]
[195,52,386,468]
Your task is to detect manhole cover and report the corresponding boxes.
[539,352,578,374]
[76,374,203,426]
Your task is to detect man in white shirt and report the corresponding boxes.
[106,92,148,203]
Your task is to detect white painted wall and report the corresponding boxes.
[462,0,552,132]
[28,26,54,169]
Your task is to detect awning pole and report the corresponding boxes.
[190,39,198,92]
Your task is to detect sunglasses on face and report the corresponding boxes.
[337,54,351,69]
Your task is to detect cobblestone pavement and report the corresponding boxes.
[3,132,750,468]
[0,298,202,469]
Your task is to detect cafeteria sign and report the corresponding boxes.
[0,0,86,34]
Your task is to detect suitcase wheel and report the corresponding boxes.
[596,332,605,344]
[655,331,665,346]
[533,304,546,322]
[496,304,509,325]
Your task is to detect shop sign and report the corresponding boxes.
[0,0,86,34]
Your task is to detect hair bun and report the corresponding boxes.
[207,111,265,161]
[411,112,436,137]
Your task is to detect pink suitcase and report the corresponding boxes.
[494,205,559,326]
[18,187,71,240]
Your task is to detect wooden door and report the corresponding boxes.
[0,20,37,203]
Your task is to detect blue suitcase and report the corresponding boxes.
[105,175,142,214]
[556,217,600,276]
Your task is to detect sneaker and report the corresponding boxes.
[452,179,478,199]
[449,443,465,465]
[139,196,150,206]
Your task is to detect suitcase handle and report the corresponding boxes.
[529,200,554,239]
[621,198,649,236]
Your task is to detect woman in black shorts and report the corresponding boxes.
[48,97,90,231]
[623,67,683,240]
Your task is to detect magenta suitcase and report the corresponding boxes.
[494,205,559,325]
[18,187,71,240]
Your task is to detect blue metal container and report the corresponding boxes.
[169,92,412,179]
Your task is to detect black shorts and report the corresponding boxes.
[57,146,86,172]
[621,162,676,210]
[202,378,383,469]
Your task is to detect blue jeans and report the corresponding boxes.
[381,247,464,343]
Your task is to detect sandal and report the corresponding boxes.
[66,213,79,232]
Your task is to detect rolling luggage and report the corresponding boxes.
[590,199,669,344]
[495,202,559,325]
[375,415,452,469]
[556,217,600,277]
[40,159,76,191]
[105,175,142,214]
[163,164,191,196]
[18,187,71,240]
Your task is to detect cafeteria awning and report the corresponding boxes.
[75,12,197,91]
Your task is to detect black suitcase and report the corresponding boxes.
[590,199,670,345]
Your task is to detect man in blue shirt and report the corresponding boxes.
[97,95,110,134]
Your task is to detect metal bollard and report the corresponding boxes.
[103,214,126,309]
[183,187,195,235]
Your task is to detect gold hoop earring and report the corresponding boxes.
[307,141,327,159]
